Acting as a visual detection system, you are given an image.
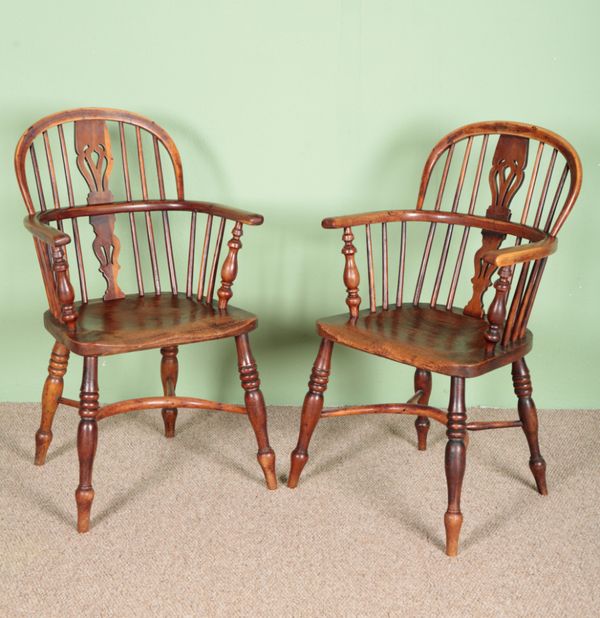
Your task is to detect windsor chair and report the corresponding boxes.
[15,108,277,533]
[287,121,582,556]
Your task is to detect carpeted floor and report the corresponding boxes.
[0,403,598,617]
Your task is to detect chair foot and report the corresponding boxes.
[75,487,95,533]
[414,369,432,451]
[444,511,463,557]
[161,409,177,438]
[258,448,277,490]
[34,430,53,466]
[444,376,467,557]
[512,358,548,496]
[235,334,277,490]
[530,458,548,496]
[415,417,430,451]
[287,338,333,488]
[35,342,69,465]
[288,450,308,489]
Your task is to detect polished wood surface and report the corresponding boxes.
[288,121,582,556]
[16,108,276,532]
[317,305,532,378]
[44,295,257,356]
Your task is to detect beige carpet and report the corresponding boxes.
[0,403,598,617]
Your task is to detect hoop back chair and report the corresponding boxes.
[287,121,582,556]
[15,108,277,532]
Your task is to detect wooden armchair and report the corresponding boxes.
[15,108,277,533]
[287,122,582,556]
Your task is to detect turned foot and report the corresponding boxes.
[288,338,333,488]
[35,342,69,465]
[235,334,277,489]
[512,358,547,495]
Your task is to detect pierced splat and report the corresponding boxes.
[74,120,124,300]
[464,135,528,318]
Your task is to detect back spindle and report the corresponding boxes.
[365,224,376,312]
[396,221,406,306]
[206,217,226,305]
[414,144,455,305]
[382,223,388,310]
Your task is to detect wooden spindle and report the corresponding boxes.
[430,138,473,306]
[217,222,244,310]
[532,149,557,228]
[30,144,47,212]
[520,142,544,225]
[381,223,389,310]
[365,224,376,312]
[196,214,213,301]
[413,144,455,305]
[186,211,197,298]
[137,126,160,293]
[502,261,529,346]
[446,135,489,309]
[58,124,88,303]
[206,217,226,305]
[543,164,568,233]
[396,221,406,306]
[484,265,512,349]
[42,131,62,228]
[154,136,178,294]
[514,259,547,340]
[119,122,144,296]
[342,227,361,319]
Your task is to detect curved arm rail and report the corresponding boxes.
[482,236,557,267]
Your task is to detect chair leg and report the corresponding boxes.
[512,358,547,495]
[75,357,99,533]
[444,376,467,557]
[160,346,179,438]
[288,338,334,489]
[35,342,70,465]
[235,334,277,490]
[414,368,432,451]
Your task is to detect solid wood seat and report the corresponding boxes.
[288,121,582,557]
[45,295,257,356]
[317,305,532,378]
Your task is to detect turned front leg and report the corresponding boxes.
[512,358,547,495]
[35,342,70,465]
[288,338,334,488]
[235,334,277,490]
[444,376,467,556]
[160,346,179,437]
[75,357,99,533]
[414,368,432,451]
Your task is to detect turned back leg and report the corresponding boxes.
[75,357,99,533]
[444,376,467,557]
[160,346,179,438]
[288,338,333,488]
[35,342,70,465]
[235,334,277,490]
[512,358,547,495]
[414,368,432,451]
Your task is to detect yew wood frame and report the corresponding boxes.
[15,108,277,533]
[288,121,582,557]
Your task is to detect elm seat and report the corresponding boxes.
[317,304,532,378]
[44,295,258,356]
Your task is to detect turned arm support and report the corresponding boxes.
[217,221,244,310]
[341,227,361,319]
[23,216,77,329]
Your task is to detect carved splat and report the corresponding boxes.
[464,135,528,317]
[74,120,124,301]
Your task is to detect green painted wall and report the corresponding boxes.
[1,0,598,411]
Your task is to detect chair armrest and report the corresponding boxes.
[24,214,71,247]
[32,200,263,227]
[482,236,557,267]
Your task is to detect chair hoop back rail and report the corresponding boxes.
[288,121,582,557]
[15,108,277,533]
